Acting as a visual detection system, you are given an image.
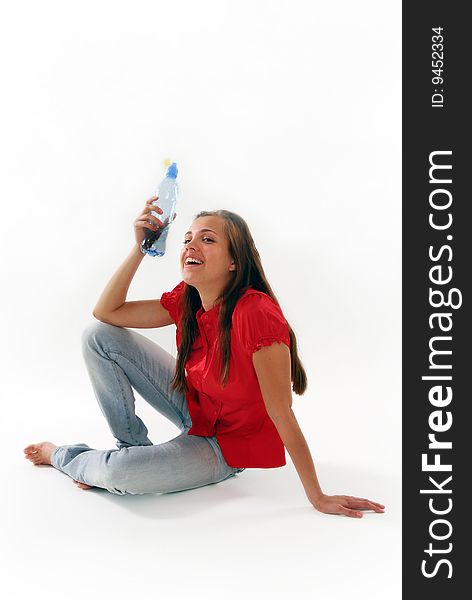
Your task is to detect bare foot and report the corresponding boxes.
[73,480,93,490]
[24,442,95,489]
[24,442,57,465]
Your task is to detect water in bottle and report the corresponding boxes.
[141,161,179,257]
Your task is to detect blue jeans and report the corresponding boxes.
[50,321,245,495]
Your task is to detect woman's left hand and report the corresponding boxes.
[309,494,385,518]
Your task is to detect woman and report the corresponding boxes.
[24,196,385,518]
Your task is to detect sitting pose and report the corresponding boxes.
[25,196,385,518]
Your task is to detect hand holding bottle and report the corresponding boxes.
[141,162,179,257]
[133,196,175,246]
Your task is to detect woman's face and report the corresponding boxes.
[180,215,236,289]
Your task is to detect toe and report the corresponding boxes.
[74,480,92,490]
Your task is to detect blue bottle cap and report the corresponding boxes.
[166,162,178,179]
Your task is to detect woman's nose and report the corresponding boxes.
[182,242,198,255]
[186,240,199,251]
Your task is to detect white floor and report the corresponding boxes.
[5,390,401,600]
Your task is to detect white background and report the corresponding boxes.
[1,1,401,598]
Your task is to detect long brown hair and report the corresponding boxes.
[170,209,307,396]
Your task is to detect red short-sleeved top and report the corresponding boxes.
[159,281,291,469]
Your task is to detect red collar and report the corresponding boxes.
[196,302,221,320]
[195,289,262,321]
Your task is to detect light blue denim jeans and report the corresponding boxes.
[50,321,245,495]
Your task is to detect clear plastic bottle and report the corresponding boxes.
[141,161,179,257]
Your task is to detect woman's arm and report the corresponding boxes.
[93,244,145,316]
[252,343,385,518]
[92,244,175,328]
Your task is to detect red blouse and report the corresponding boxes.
[159,281,291,469]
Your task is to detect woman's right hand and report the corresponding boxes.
[134,196,164,246]
[309,493,385,518]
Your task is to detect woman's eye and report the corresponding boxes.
[182,237,214,244]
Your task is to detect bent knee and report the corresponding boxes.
[81,320,124,353]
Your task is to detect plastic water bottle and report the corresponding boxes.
[141,161,179,257]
